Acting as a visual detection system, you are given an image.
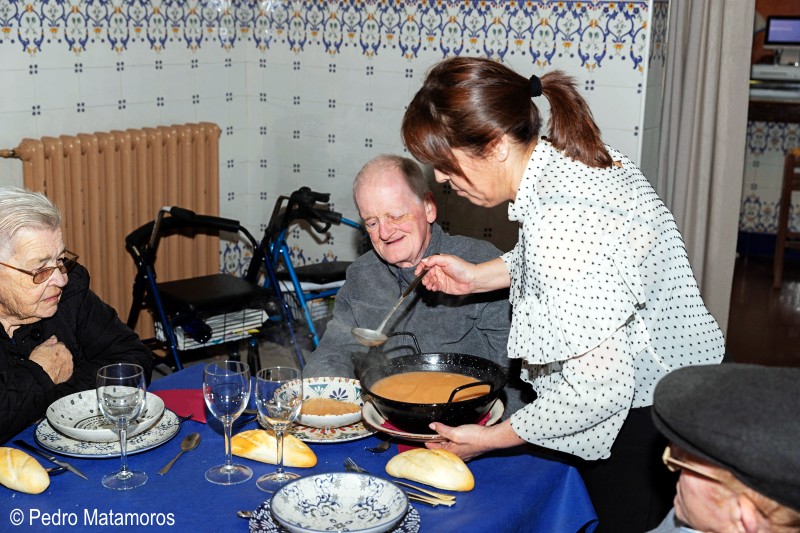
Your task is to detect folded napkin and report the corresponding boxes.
[152,389,206,423]
[383,411,493,453]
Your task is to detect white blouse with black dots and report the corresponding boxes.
[503,139,724,461]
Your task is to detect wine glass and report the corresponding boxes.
[254,367,303,492]
[96,363,147,490]
[203,360,252,485]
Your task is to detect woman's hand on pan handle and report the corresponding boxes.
[416,255,510,295]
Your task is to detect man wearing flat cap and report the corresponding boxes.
[648,363,800,532]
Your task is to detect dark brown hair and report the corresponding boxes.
[401,57,612,176]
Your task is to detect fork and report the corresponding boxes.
[343,457,456,505]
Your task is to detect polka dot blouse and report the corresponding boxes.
[503,139,724,461]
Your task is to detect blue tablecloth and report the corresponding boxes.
[1,364,597,532]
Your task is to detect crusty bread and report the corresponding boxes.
[0,447,50,494]
[231,429,317,468]
[385,448,474,491]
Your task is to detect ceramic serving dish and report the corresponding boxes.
[296,377,364,430]
[46,390,165,442]
[270,472,408,533]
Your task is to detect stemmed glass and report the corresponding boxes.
[254,367,303,492]
[203,360,252,485]
[96,363,147,490]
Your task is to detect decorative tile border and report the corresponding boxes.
[746,121,800,156]
[0,1,654,70]
[742,121,800,234]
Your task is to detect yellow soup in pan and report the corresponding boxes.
[371,372,490,404]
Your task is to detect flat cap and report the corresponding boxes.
[652,363,800,512]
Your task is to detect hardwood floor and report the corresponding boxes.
[727,255,800,367]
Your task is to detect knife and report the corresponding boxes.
[13,440,89,480]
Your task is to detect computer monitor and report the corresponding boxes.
[763,16,800,65]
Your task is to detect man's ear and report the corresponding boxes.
[423,192,437,223]
[738,494,767,533]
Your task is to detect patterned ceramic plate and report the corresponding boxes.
[46,390,165,442]
[263,473,416,533]
[249,499,420,533]
[287,420,376,443]
[35,409,181,458]
[361,400,504,443]
[269,377,376,443]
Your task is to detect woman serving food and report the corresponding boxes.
[402,57,725,532]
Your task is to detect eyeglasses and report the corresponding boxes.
[0,250,79,284]
[662,445,724,483]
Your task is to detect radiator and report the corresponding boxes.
[4,122,222,340]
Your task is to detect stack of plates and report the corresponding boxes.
[46,391,165,442]
[36,391,181,458]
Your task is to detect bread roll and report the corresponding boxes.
[231,429,317,468]
[385,448,474,491]
[0,447,50,494]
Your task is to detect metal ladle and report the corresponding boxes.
[351,269,428,347]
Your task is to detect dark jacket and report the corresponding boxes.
[0,264,153,443]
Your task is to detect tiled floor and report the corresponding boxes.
[154,253,800,381]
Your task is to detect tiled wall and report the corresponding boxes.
[741,122,800,234]
[0,0,663,272]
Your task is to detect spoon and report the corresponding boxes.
[351,268,428,347]
[158,432,201,475]
[364,438,392,453]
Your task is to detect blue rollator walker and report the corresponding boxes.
[125,206,308,371]
[258,187,364,347]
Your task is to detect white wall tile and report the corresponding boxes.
[589,86,643,131]
[35,66,79,112]
[159,99,197,126]
[0,68,37,115]
[120,64,158,105]
[79,66,121,109]
[603,127,641,165]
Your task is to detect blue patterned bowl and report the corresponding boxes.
[297,377,364,429]
[270,472,408,533]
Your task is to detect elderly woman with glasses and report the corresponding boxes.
[0,187,153,444]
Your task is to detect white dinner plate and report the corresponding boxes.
[361,399,504,443]
[35,409,181,458]
[46,390,165,442]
